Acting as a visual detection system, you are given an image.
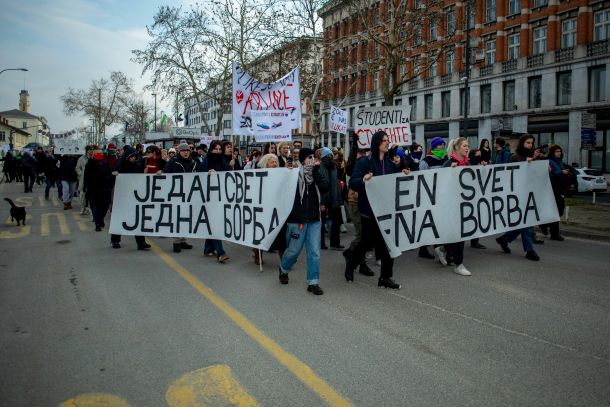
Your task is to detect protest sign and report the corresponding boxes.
[54,139,85,155]
[250,110,293,142]
[109,169,299,250]
[355,105,411,148]
[364,161,559,258]
[330,105,348,135]
[199,135,221,146]
[232,63,301,137]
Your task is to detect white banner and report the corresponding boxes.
[330,105,348,135]
[109,169,299,250]
[54,139,85,155]
[251,110,294,139]
[199,135,221,146]
[365,161,560,258]
[355,105,411,148]
[232,63,301,137]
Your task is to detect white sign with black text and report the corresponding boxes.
[355,105,412,148]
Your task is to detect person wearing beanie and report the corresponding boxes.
[344,130,410,289]
[495,134,540,261]
[318,145,343,250]
[163,141,198,253]
[105,143,119,171]
[109,146,151,250]
[419,137,448,170]
[279,147,330,296]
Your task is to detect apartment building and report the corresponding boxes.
[319,0,610,172]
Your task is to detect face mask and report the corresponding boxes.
[93,153,104,160]
[412,151,423,160]
[431,149,446,159]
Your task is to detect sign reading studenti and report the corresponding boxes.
[109,169,299,250]
[232,63,301,137]
[365,161,559,258]
[355,105,412,148]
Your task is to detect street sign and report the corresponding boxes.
[581,128,597,150]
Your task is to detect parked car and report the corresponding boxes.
[574,168,607,193]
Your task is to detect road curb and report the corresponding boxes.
[560,228,610,243]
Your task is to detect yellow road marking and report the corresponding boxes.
[0,217,31,239]
[150,241,354,407]
[51,196,61,207]
[73,212,94,232]
[166,365,260,407]
[41,213,69,236]
[58,393,132,407]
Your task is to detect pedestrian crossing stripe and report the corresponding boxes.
[41,213,70,236]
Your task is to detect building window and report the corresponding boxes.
[533,26,547,55]
[508,33,520,60]
[425,94,433,119]
[466,6,475,30]
[485,39,496,65]
[529,76,542,108]
[594,10,610,41]
[589,66,606,102]
[533,0,548,7]
[446,10,456,35]
[446,50,454,74]
[223,120,231,129]
[557,71,571,106]
[0,131,5,141]
[414,26,422,46]
[429,62,437,78]
[486,0,496,22]
[22,122,27,129]
[503,80,516,111]
[441,91,451,117]
[430,20,437,41]
[373,71,379,90]
[561,18,577,48]
[480,85,492,113]
[508,0,520,16]
[409,96,417,121]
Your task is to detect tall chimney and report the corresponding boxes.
[19,89,30,112]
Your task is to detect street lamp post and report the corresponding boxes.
[152,93,157,131]
[0,67,28,75]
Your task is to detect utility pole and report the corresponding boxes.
[98,88,102,145]
[462,0,472,139]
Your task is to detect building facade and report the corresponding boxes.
[319,0,610,172]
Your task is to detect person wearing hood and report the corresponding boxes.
[344,130,410,289]
[404,143,423,171]
[21,150,37,193]
[199,140,230,262]
[110,146,151,250]
[318,147,343,250]
[495,134,540,261]
[163,142,197,253]
[278,147,329,296]
[84,148,113,232]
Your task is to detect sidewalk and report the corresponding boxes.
[558,198,610,242]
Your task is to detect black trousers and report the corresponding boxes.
[346,216,393,279]
[111,234,145,245]
[445,241,464,266]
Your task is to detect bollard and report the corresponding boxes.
[593,192,596,204]
[564,206,569,222]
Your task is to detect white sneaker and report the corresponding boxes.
[340,224,347,233]
[434,246,448,266]
[454,264,471,276]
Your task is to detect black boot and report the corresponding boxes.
[358,262,375,276]
[173,243,182,253]
[418,246,435,259]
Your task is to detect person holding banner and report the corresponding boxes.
[221,141,242,171]
[200,141,230,263]
[110,146,151,250]
[442,138,474,276]
[344,131,408,289]
[163,143,197,254]
[279,148,329,296]
[495,135,540,261]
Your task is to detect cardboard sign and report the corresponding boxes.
[355,105,412,148]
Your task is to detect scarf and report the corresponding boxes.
[431,149,446,159]
[297,162,317,204]
[450,153,469,167]
[411,151,423,161]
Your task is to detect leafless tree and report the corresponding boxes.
[122,96,151,145]
[60,71,133,145]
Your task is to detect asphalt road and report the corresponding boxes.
[1,181,609,407]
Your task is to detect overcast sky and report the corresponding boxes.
[0,0,192,134]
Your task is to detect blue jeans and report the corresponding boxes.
[45,178,63,199]
[280,222,321,285]
[204,239,225,257]
[502,227,534,253]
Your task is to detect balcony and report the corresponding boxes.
[527,54,544,68]
[408,80,419,91]
[502,59,517,73]
[424,77,434,88]
[440,74,451,85]
[587,40,609,57]
[479,65,493,77]
[555,47,574,63]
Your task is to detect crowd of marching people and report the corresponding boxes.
[2,131,572,296]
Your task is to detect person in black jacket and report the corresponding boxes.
[163,142,197,253]
[279,148,329,296]
[110,146,150,250]
[344,130,410,289]
[84,148,113,231]
[200,140,230,262]
[57,154,79,209]
[21,151,37,193]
